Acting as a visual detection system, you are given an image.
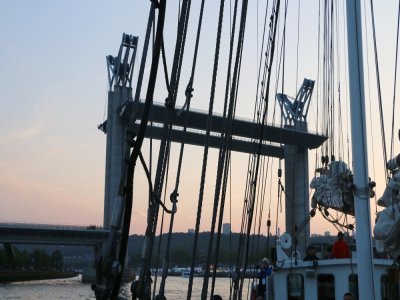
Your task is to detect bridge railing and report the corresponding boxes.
[0,222,105,231]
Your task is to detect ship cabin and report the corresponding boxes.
[258,258,400,300]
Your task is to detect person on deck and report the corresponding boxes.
[343,292,354,300]
[304,245,319,261]
[257,257,272,297]
[332,232,351,258]
[323,244,333,259]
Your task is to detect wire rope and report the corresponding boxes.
[156,1,206,298]
[295,0,301,90]
[110,1,167,298]
[186,1,226,298]
[235,1,281,299]
[205,0,248,297]
[137,0,192,297]
[369,0,388,177]
[362,0,378,215]
[390,0,400,160]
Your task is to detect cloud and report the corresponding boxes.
[0,173,102,226]
[0,124,42,146]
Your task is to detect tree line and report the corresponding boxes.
[0,247,64,271]
[127,232,274,268]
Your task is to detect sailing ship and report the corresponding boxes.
[91,1,400,299]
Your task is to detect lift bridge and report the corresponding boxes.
[100,34,327,257]
[0,34,326,267]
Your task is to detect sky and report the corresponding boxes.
[0,1,399,237]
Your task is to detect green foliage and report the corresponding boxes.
[0,247,63,271]
[0,249,8,268]
[50,250,63,271]
[128,233,274,268]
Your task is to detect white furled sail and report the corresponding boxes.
[374,155,400,253]
[310,160,354,215]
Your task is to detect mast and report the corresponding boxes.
[345,1,376,299]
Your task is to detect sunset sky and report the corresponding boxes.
[1,1,399,237]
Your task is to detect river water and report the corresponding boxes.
[0,275,245,299]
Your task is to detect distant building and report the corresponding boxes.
[324,231,330,236]
[222,223,231,235]
[188,229,195,234]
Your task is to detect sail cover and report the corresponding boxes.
[374,172,400,253]
[310,160,354,215]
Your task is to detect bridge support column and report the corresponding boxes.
[284,121,310,258]
[103,86,132,228]
[3,243,16,269]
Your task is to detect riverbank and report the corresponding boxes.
[0,270,78,283]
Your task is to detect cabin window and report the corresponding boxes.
[317,274,335,300]
[287,273,304,300]
[348,274,359,299]
[381,273,400,300]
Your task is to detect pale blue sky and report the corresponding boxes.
[0,1,398,235]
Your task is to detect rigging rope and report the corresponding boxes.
[202,0,248,299]
[134,3,155,102]
[363,0,378,215]
[106,1,167,299]
[152,150,170,300]
[369,0,389,177]
[234,0,277,294]
[295,0,301,90]
[157,0,206,298]
[207,0,241,296]
[137,0,192,297]
[186,0,226,298]
[234,1,281,299]
[390,0,400,160]
[335,0,344,160]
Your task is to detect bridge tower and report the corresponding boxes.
[100,34,138,228]
[99,36,325,247]
[276,78,315,257]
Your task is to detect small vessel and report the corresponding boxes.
[181,271,190,278]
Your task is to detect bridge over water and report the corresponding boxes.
[0,222,110,246]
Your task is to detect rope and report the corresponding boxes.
[110,1,167,298]
[137,0,192,297]
[335,0,344,160]
[236,1,280,299]
[186,0,226,298]
[207,0,241,297]
[214,0,247,294]
[134,3,155,102]
[160,38,171,94]
[391,0,400,160]
[210,150,232,297]
[363,0,378,215]
[338,0,351,164]
[152,151,170,300]
[295,0,301,90]
[233,0,277,294]
[369,0,388,176]
[157,0,206,297]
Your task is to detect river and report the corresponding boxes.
[0,275,250,299]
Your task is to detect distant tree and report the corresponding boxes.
[31,249,50,270]
[129,254,141,268]
[170,248,190,266]
[50,250,63,271]
[18,249,31,269]
[0,248,7,269]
